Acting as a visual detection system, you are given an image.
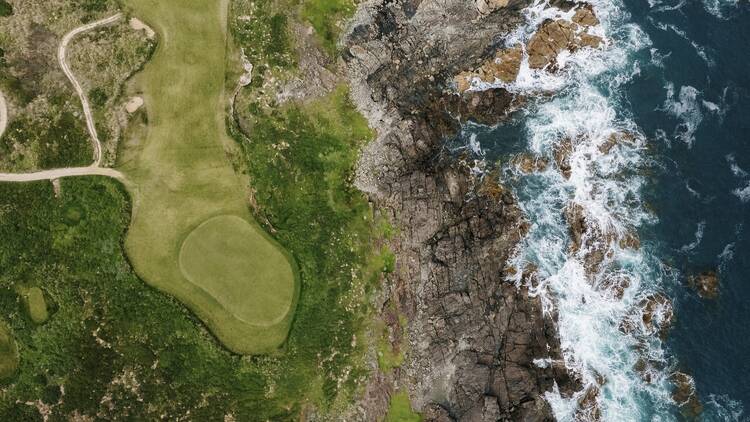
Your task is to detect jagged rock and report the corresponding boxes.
[687,271,720,299]
[574,385,601,421]
[343,0,579,419]
[670,371,703,418]
[572,5,599,27]
[553,137,574,179]
[564,202,615,275]
[598,131,636,154]
[527,19,577,69]
[476,0,510,15]
[639,293,674,339]
[526,16,603,70]
[512,153,549,173]
[454,46,524,91]
[597,273,631,299]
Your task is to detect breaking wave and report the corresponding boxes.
[461,0,719,419]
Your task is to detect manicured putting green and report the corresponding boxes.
[179,216,295,326]
[23,287,49,324]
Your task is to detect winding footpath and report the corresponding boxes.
[0,13,126,184]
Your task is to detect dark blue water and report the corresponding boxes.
[459,0,750,418]
[625,0,750,417]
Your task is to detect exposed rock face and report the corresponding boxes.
[476,0,511,15]
[343,0,578,420]
[455,46,523,91]
[527,13,602,70]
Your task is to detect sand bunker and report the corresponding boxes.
[129,18,155,38]
[125,96,144,113]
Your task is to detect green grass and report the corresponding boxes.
[19,287,49,324]
[0,1,12,17]
[179,215,295,326]
[117,0,298,354]
[386,391,422,422]
[301,0,357,55]
[0,321,17,380]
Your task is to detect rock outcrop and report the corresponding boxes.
[343,0,578,420]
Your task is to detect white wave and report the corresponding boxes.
[718,243,735,271]
[702,0,740,20]
[493,0,692,419]
[703,394,747,421]
[660,83,703,148]
[679,221,705,253]
[468,133,483,156]
[647,18,715,67]
[733,182,750,203]
[726,154,748,178]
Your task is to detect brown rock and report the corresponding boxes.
[491,45,523,83]
[476,0,510,14]
[527,19,577,69]
[554,137,574,179]
[453,45,523,92]
[574,385,602,421]
[671,371,703,419]
[687,271,720,299]
[572,5,599,27]
[513,153,549,173]
[639,293,674,339]
[343,0,580,419]
[597,273,631,299]
[618,229,641,250]
[598,132,636,154]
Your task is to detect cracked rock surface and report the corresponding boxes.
[342,0,580,420]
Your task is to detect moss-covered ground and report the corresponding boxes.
[386,391,423,422]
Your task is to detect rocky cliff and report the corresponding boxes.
[342,0,580,420]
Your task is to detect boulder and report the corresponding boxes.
[476,0,510,15]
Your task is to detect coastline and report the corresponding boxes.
[341,0,579,419]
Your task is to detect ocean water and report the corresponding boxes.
[459,0,750,419]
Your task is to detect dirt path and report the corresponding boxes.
[1,14,130,188]
[59,13,123,167]
[0,166,126,182]
[0,90,7,140]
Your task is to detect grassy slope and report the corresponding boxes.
[118,0,297,354]
[386,392,423,422]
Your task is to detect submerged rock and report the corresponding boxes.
[687,271,720,299]
[512,153,550,173]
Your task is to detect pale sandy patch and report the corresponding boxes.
[125,96,144,113]
[129,17,155,38]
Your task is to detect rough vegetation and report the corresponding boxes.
[0,0,144,171]
[0,0,389,417]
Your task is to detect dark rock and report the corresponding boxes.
[344,0,579,419]
[670,371,703,419]
[687,271,720,299]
